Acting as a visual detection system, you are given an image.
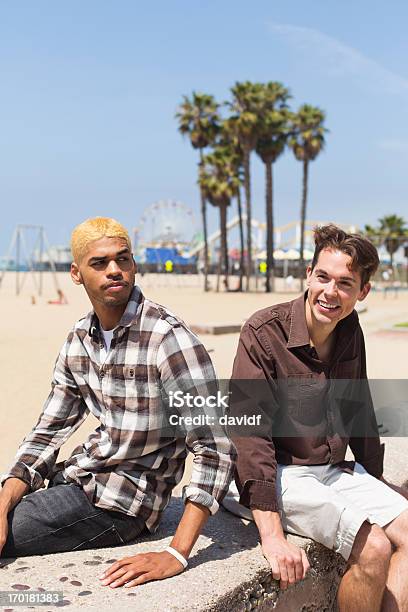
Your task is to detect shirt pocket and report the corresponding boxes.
[110,365,166,436]
[285,374,327,427]
[110,364,152,412]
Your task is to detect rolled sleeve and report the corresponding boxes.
[184,436,236,511]
[239,479,278,512]
[1,462,44,491]
[182,485,219,515]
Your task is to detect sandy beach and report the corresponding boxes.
[1,271,407,476]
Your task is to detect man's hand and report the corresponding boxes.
[252,509,310,590]
[99,551,184,588]
[0,478,29,557]
[0,512,9,557]
[99,500,209,588]
[261,534,310,590]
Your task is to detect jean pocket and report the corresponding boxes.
[71,524,124,551]
[111,514,146,544]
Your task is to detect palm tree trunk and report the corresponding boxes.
[265,161,275,293]
[244,147,252,291]
[219,204,229,291]
[299,159,308,292]
[199,150,209,292]
[237,186,244,292]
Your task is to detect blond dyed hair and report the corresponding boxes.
[71,217,132,263]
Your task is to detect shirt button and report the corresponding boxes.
[129,369,134,376]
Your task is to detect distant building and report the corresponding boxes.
[139,247,197,273]
[33,246,72,271]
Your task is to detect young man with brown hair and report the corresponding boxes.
[226,224,408,611]
[0,217,235,588]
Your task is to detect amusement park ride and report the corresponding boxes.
[132,200,200,271]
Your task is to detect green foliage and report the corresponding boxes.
[217,122,245,182]
[175,92,220,149]
[288,104,327,162]
[255,82,291,165]
[225,81,266,151]
[365,215,408,260]
[199,147,240,208]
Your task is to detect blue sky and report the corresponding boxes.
[1,0,407,253]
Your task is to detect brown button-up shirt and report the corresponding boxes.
[229,292,384,512]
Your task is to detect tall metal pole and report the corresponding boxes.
[0,228,17,289]
[16,227,21,295]
[43,231,60,294]
[404,245,408,287]
[39,226,44,296]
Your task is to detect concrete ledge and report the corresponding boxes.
[0,497,346,612]
[190,323,243,335]
[2,442,404,611]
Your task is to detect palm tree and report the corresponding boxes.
[199,147,240,291]
[226,82,264,290]
[176,93,220,291]
[235,177,245,291]
[256,82,291,292]
[365,215,407,268]
[218,123,245,290]
[289,104,327,291]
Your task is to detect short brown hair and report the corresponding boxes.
[71,217,131,263]
[311,224,379,287]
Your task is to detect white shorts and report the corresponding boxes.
[222,463,408,561]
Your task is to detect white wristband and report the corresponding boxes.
[165,546,188,569]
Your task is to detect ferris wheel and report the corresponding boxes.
[135,200,198,248]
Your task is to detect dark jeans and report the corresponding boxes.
[1,472,146,558]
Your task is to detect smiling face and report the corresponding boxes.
[306,248,371,331]
[70,236,136,318]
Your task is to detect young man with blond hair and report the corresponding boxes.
[0,217,235,588]
[226,225,408,611]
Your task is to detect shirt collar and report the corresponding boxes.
[286,292,310,349]
[117,284,144,327]
[286,290,359,350]
[88,284,144,338]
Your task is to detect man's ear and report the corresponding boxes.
[70,262,83,286]
[358,282,371,302]
[306,265,312,286]
[132,257,137,274]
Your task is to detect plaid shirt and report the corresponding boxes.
[2,286,235,532]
